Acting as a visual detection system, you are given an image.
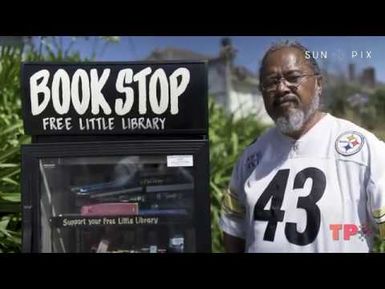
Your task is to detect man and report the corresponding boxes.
[219,41,385,252]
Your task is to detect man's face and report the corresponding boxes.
[260,47,321,125]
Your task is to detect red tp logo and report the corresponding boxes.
[329,224,358,240]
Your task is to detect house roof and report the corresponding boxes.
[231,66,259,86]
[145,47,259,87]
[146,47,215,61]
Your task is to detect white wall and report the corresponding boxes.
[229,90,273,125]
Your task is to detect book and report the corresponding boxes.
[81,202,139,216]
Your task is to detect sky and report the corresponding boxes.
[33,36,385,82]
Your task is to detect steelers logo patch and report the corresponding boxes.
[335,131,365,156]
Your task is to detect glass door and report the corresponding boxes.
[39,155,196,253]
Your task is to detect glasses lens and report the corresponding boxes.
[262,74,316,92]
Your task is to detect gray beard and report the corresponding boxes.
[275,93,320,135]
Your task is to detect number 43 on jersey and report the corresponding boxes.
[253,167,326,246]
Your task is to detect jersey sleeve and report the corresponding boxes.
[219,156,247,239]
[366,136,385,239]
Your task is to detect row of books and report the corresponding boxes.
[80,202,189,216]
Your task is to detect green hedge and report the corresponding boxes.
[0,41,82,252]
[209,99,267,252]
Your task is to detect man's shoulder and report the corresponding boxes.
[243,127,276,154]
[331,114,381,142]
[330,114,385,159]
[248,126,276,146]
[234,127,275,171]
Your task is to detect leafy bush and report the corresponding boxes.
[209,98,268,252]
[0,46,28,252]
[0,39,86,252]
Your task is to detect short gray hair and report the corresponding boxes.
[258,40,321,84]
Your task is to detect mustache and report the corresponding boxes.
[273,94,299,106]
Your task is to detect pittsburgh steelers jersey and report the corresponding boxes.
[220,113,385,252]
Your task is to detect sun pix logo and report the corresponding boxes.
[335,131,365,156]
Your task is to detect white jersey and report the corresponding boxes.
[220,113,385,252]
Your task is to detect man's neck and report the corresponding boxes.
[284,110,325,140]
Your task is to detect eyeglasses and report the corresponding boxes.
[261,73,319,92]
